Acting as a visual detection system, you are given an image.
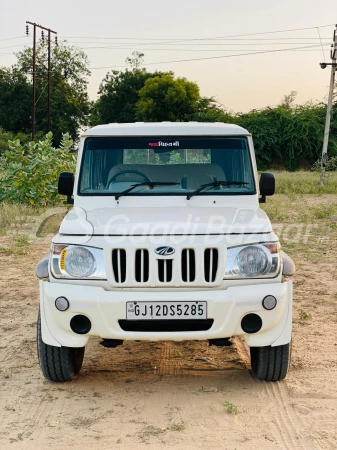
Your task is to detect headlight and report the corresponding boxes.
[51,244,106,279]
[224,243,280,279]
[65,247,96,278]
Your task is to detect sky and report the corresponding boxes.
[1,0,336,113]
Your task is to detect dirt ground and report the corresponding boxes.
[0,195,337,450]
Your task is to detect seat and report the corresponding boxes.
[107,164,225,190]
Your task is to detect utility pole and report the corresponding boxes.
[319,25,337,186]
[26,21,57,141]
[48,29,51,130]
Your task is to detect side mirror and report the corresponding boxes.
[259,172,275,203]
[58,172,74,204]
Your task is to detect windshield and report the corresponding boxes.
[79,136,255,197]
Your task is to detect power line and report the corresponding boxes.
[75,41,332,47]
[317,27,326,62]
[0,52,18,56]
[64,37,332,42]
[210,23,335,39]
[61,22,335,43]
[89,44,330,70]
[83,47,331,52]
[64,38,332,46]
[35,82,48,106]
[0,35,26,43]
[75,44,331,53]
[63,37,333,49]
[0,43,28,50]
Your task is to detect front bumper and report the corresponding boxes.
[40,280,292,348]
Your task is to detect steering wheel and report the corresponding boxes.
[107,169,152,186]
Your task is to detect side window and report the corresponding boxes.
[80,150,92,191]
[80,150,106,191]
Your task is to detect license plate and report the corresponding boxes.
[126,301,207,320]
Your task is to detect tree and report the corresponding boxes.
[136,73,201,122]
[90,69,160,125]
[90,52,168,125]
[0,41,90,144]
[125,51,145,69]
[187,98,233,122]
[0,68,32,133]
[280,91,298,107]
[235,99,337,170]
[90,53,228,125]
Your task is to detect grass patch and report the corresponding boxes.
[311,205,337,219]
[0,203,66,242]
[170,424,185,432]
[69,417,94,429]
[223,401,238,415]
[0,203,41,235]
[261,197,291,222]
[12,235,29,255]
[139,425,165,440]
[299,310,312,320]
[273,171,337,195]
[0,246,13,256]
[0,234,31,257]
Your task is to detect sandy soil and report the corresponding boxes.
[0,196,337,450]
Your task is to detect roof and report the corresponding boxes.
[82,122,250,137]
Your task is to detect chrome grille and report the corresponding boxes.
[135,249,149,282]
[181,249,196,282]
[109,246,222,287]
[112,249,126,283]
[204,248,219,282]
[158,259,173,282]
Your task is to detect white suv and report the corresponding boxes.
[36,122,295,382]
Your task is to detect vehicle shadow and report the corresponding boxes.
[77,338,258,390]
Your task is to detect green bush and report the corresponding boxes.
[0,132,76,205]
[0,128,44,156]
[235,103,337,171]
[311,156,337,172]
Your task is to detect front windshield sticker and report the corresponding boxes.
[148,141,180,147]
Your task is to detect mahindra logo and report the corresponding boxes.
[154,246,175,256]
[148,141,180,147]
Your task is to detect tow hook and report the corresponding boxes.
[209,338,232,347]
[100,339,124,348]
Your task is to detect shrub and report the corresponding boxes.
[311,156,337,172]
[235,102,337,171]
[0,127,45,156]
[0,132,76,205]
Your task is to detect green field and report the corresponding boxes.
[272,170,337,195]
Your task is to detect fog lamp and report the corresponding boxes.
[262,295,277,310]
[55,296,69,311]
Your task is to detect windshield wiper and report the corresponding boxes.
[115,181,179,200]
[187,180,249,200]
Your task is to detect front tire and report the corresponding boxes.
[250,343,290,381]
[37,309,85,382]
